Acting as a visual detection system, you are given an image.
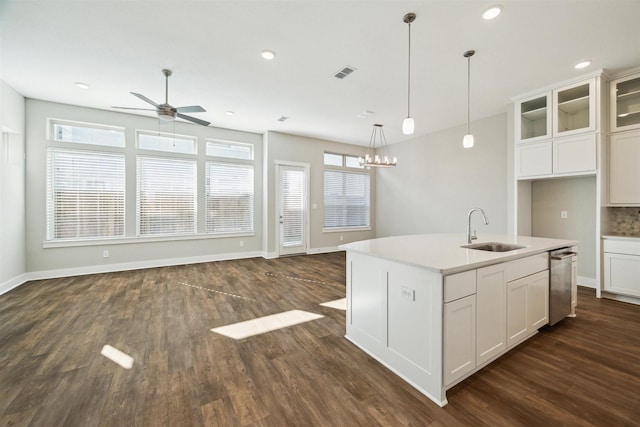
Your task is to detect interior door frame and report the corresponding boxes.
[275,160,310,257]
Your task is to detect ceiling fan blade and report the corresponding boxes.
[112,106,156,111]
[176,105,206,113]
[177,113,210,126]
[131,92,159,107]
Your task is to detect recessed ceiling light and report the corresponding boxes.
[574,60,592,69]
[261,50,276,60]
[75,82,89,89]
[225,111,235,116]
[482,5,502,20]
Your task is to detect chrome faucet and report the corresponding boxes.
[467,208,489,244]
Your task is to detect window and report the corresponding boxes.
[137,130,197,154]
[50,119,125,147]
[324,151,364,169]
[206,140,253,160]
[206,162,254,233]
[137,156,197,236]
[324,170,370,229]
[46,148,125,240]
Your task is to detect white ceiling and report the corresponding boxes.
[1,0,639,146]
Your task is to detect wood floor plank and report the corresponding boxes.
[1,253,639,426]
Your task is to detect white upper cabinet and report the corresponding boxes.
[516,92,552,143]
[610,72,640,133]
[553,79,596,137]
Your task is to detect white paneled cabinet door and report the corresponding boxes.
[277,164,308,256]
[515,141,553,178]
[609,130,640,204]
[552,134,596,174]
[527,270,549,330]
[506,277,529,347]
[443,294,476,386]
[476,264,507,365]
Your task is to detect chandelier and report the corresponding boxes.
[359,124,397,167]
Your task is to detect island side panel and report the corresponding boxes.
[345,251,446,406]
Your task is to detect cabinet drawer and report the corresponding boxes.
[444,270,476,303]
[603,239,640,256]
[505,253,548,282]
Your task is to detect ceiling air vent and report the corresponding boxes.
[278,116,289,122]
[334,66,356,79]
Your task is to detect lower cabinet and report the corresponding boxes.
[506,270,549,348]
[443,253,551,387]
[476,263,507,365]
[603,238,640,297]
[443,295,476,386]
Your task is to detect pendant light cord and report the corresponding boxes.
[407,21,411,117]
[467,55,470,134]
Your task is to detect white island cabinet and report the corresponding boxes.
[341,233,576,407]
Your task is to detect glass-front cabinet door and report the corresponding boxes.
[610,73,640,132]
[553,78,596,137]
[515,92,551,143]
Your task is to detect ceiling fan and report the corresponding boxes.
[112,69,210,126]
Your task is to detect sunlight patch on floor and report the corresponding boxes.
[100,345,134,369]
[211,310,324,339]
[320,298,347,310]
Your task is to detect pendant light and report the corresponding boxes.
[402,13,416,135]
[359,124,397,168]
[463,50,475,148]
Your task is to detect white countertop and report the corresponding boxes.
[339,233,577,275]
[602,233,640,241]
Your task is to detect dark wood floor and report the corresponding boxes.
[1,252,639,426]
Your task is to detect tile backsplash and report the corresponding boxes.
[607,207,640,235]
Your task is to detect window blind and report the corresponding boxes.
[137,156,197,236]
[324,170,370,229]
[206,162,254,233]
[46,149,125,240]
[281,168,305,246]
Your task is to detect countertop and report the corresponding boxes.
[601,233,640,241]
[339,233,577,275]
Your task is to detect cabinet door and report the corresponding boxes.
[443,295,476,386]
[527,270,549,330]
[604,252,640,297]
[476,264,506,365]
[609,130,640,204]
[553,78,596,137]
[516,140,552,178]
[515,92,551,143]
[506,277,529,347]
[610,73,640,132]
[571,259,577,314]
[552,133,596,174]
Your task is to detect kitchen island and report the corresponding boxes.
[340,233,577,407]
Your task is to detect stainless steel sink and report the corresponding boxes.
[461,242,526,252]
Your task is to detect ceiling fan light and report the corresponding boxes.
[158,112,175,121]
[463,134,475,148]
[402,117,415,134]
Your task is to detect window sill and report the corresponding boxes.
[42,232,256,249]
[323,227,372,233]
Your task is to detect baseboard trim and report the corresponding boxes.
[0,273,29,296]
[577,275,596,289]
[307,246,341,255]
[26,251,264,282]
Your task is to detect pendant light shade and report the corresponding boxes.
[402,13,416,135]
[463,50,475,148]
[402,117,415,134]
[359,124,397,168]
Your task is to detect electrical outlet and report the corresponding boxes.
[561,211,568,219]
[239,241,244,247]
[401,286,415,301]
[103,250,109,258]
[339,235,344,241]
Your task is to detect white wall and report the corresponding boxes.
[531,176,596,280]
[25,100,263,276]
[263,131,376,256]
[0,81,26,293]
[376,113,509,238]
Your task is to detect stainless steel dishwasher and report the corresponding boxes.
[549,248,577,325]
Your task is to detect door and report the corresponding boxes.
[276,163,309,256]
